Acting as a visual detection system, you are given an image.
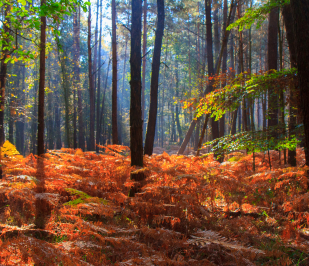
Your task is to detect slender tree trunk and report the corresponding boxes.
[19,65,25,154]
[161,38,168,148]
[73,8,84,151]
[196,114,209,156]
[229,28,237,135]
[54,77,62,150]
[47,60,53,150]
[96,0,103,152]
[267,7,279,136]
[99,56,111,143]
[112,0,118,144]
[144,0,165,155]
[0,6,9,152]
[237,3,247,133]
[282,4,297,166]
[142,0,147,139]
[219,0,228,140]
[31,67,38,154]
[214,0,219,61]
[206,0,218,143]
[175,62,182,144]
[187,31,193,147]
[93,0,100,99]
[88,8,95,150]
[56,46,71,148]
[37,0,46,156]
[9,99,14,144]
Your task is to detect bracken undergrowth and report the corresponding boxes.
[0,143,308,265]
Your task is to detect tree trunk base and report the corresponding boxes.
[129,171,145,197]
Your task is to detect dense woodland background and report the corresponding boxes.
[0,0,304,162]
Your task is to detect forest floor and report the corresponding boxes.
[0,143,309,265]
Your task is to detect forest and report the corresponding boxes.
[0,0,309,264]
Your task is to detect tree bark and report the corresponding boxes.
[112,0,118,145]
[129,0,144,197]
[130,0,143,167]
[282,4,297,166]
[88,7,95,150]
[54,75,62,149]
[142,0,147,138]
[290,0,309,166]
[73,8,84,151]
[144,0,164,155]
[37,0,46,156]
[267,7,279,134]
[206,0,218,140]
[219,0,228,140]
[96,0,103,152]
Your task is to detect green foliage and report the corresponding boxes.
[65,188,90,199]
[227,0,290,31]
[194,68,297,121]
[64,188,108,206]
[0,0,90,64]
[228,156,242,162]
[202,124,302,157]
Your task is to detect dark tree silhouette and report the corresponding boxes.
[144,0,165,156]
[37,0,46,156]
[88,7,95,151]
[129,0,144,197]
[112,0,118,145]
[290,0,309,166]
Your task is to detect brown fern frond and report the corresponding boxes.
[188,230,265,255]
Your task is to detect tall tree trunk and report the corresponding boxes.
[161,37,168,148]
[219,0,228,140]
[19,65,25,154]
[206,0,218,142]
[96,0,103,152]
[290,0,309,166]
[238,3,247,133]
[267,7,279,136]
[47,60,53,150]
[54,76,62,149]
[187,31,193,147]
[74,8,84,151]
[93,0,100,101]
[0,6,8,152]
[9,99,14,144]
[56,46,71,148]
[99,56,111,144]
[142,0,147,139]
[214,0,220,60]
[230,27,237,135]
[282,4,297,166]
[37,0,46,156]
[130,0,144,196]
[144,0,165,155]
[112,0,118,144]
[31,67,38,154]
[88,7,95,150]
[175,62,182,144]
